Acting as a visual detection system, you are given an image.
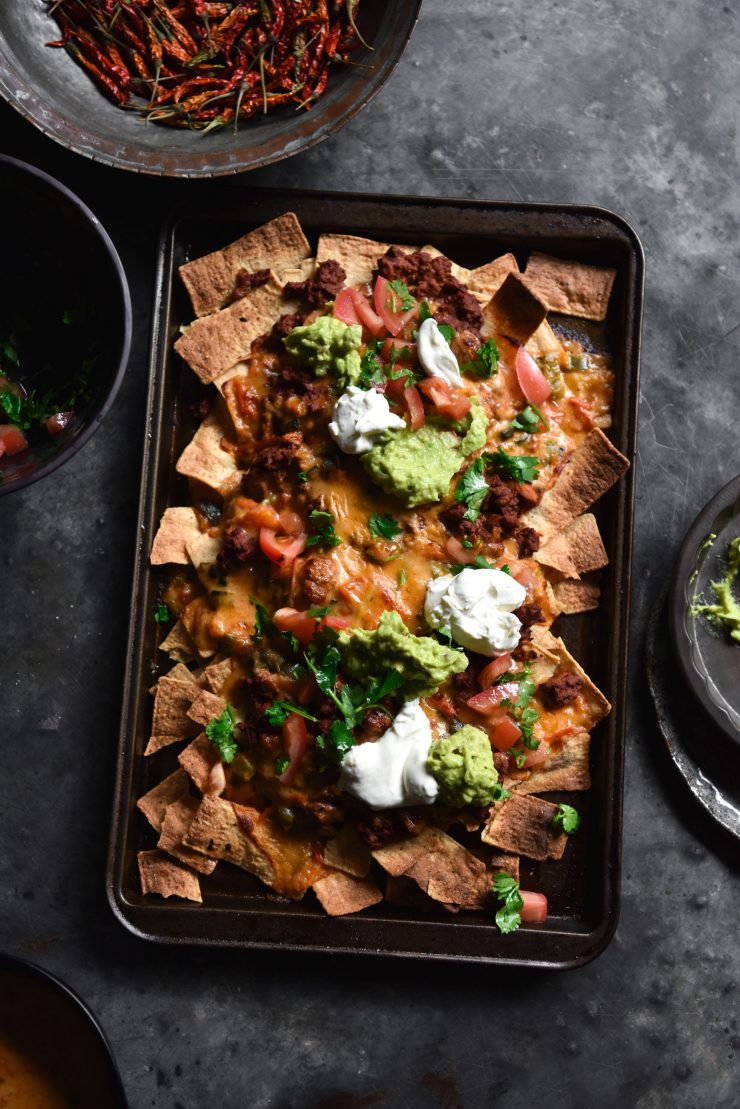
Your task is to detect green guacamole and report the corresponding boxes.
[426,725,500,807]
[337,610,468,699]
[691,536,740,641]
[283,316,362,388]
[362,398,489,508]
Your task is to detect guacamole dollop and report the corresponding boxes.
[426,725,500,807]
[362,398,489,508]
[337,610,468,699]
[283,316,362,387]
[691,535,740,641]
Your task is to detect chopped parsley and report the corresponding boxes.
[437,323,455,343]
[452,555,493,574]
[307,604,331,618]
[486,448,540,484]
[454,459,489,521]
[358,341,385,389]
[274,755,290,775]
[461,337,499,378]
[205,705,238,764]
[386,280,415,312]
[419,301,433,322]
[501,404,549,440]
[503,665,541,760]
[552,803,581,835]
[368,513,402,540]
[492,872,524,934]
[152,603,170,623]
[264,701,319,726]
[0,388,58,431]
[306,510,342,548]
[252,600,275,640]
[297,471,310,483]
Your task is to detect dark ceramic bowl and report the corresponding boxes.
[0,156,131,496]
[0,2,422,178]
[0,952,127,1107]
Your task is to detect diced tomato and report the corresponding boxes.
[279,713,309,785]
[446,536,479,564]
[0,425,28,457]
[348,288,385,337]
[259,528,307,566]
[373,275,417,336]
[522,740,551,768]
[273,607,316,646]
[403,385,425,429]
[384,371,414,400]
[510,562,539,594]
[320,614,351,632]
[479,653,514,689]
[418,377,471,420]
[489,717,522,751]
[519,890,548,923]
[382,338,416,363]
[44,411,74,436]
[233,498,280,530]
[467,681,521,715]
[515,345,552,407]
[333,288,360,327]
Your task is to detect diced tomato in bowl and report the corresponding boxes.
[0,425,28,457]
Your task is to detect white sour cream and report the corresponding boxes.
[416,317,463,386]
[338,700,439,810]
[328,385,405,455]
[424,568,526,655]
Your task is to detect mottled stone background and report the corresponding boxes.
[1,2,739,1106]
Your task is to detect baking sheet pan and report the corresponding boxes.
[107,189,642,968]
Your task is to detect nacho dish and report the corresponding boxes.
[137,212,629,929]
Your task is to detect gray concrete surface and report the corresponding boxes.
[2,1,740,1106]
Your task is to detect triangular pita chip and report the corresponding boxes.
[506,731,591,795]
[145,673,201,754]
[523,252,616,321]
[159,619,197,663]
[481,795,568,860]
[526,319,561,357]
[150,507,202,565]
[323,825,372,878]
[183,796,276,885]
[175,412,238,494]
[552,577,601,614]
[137,768,191,832]
[178,733,225,795]
[534,630,610,726]
[372,827,492,910]
[158,797,218,875]
[535,513,608,578]
[179,213,311,317]
[315,233,392,287]
[138,849,202,903]
[187,689,228,727]
[481,271,548,345]
[466,253,520,303]
[203,657,238,696]
[312,872,382,916]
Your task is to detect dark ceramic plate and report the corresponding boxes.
[0,2,421,178]
[669,474,740,746]
[108,189,643,968]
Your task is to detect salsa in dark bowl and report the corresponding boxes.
[0,156,131,495]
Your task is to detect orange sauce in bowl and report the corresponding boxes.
[0,1032,72,1109]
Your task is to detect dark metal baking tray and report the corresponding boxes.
[107,189,643,969]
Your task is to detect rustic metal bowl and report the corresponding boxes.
[0,2,422,178]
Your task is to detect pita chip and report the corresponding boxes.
[467,253,520,303]
[158,796,218,875]
[535,513,608,578]
[184,796,276,885]
[185,532,221,570]
[159,620,197,663]
[187,688,228,727]
[385,875,458,913]
[507,732,591,795]
[523,252,616,321]
[138,849,202,903]
[524,428,629,543]
[313,872,382,916]
[179,213,311,318]
[175,412,238,494]
[137,769,191,833]
[552,577,601,614]
[150,507,202,565]
[537,631,610,726]
[482,795,568,861]
[481,271,548,345]
[373,828,492,910]
[526,319,562,357]
[323,825,372,878]
[203,657,238,696]
[178,733,225,795]
[315,233,392,287]
[145,673,201,755]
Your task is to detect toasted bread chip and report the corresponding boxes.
[487,852,520,883]
[467,253,520,303]
[316,233,394,287]
[137,769,191,833]
[526,319,561,357]
[278,257,316,286]
[530,649,559,686]
[203,657,238,695]
[482,795,568,861]
[323,824,372,878]
[159,620,197,663]
[179,213,311,318]
[158,797,218,875]
[481,271,548,345]
[552,577,601,614]
[508,732,591,795]
[385,874,458,913]
[524,428,629,543]
[150,507,201,565]
[536,513,608,579]
[536,629,610,725]
[138,849,202,903]
[184,796,276,885]
[373,827,491,910]
[149,662,197,693]
[175,412,238,494]
[187,689,228,727]
[185,532,222,570]
[371,827,449,877]
[523,252,616,321]
[145,674,201,755]
[175,275,302,384]
[313,872,382,916]
[178,733,225,795]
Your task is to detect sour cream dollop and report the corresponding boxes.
[338,700,439,809]
[416,317,463,386]
[424,568,526,655]
[328,385,405,455]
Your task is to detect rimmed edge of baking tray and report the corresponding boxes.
[107,188,643,970]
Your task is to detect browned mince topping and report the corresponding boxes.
[271,311,305,340]
[231,267,270,303]
[483,474,521,532]
[356,812,397,849]
[299,555,340,606]
[217,526,257,572]
[252,432,302,472]
[541,670,583,708]
[514,602,545,643]
[241,670,284,714]
[492,752,510,776]
[235,719,260,747]
[516,483,541,511]
[452,666,482,702]
[361,707,393,737]
[376,246,483,333]
[438,502,495,544]
[515,525,540,559]
[274,365,329,414]
[284,259,347,307]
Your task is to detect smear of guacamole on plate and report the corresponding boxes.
[690,536,740,641]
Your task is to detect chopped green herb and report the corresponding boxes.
[500,564,511,574]
[307,604,331,618]
[274,755,290,775]
[306,509,342,548]
[398,569,407,587]
[461,337,499,378]
[454,459,489,521]
[0,388,58,431]
[437,323,455,343]
[552,803,581,835]
[451,555,494,574]
[419,301,432,322]
[492,872,524,935]
[297,471,309,483]
[368,513,402,540]
[501,404,549,440]
[205,705,238,764]
[264,701,319,726]
[358,342,386,389]
[1,340,19,367]
[152,603,170,624]
[252,600,275,640]
[485,448,540,484]
[386,279,415,312]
